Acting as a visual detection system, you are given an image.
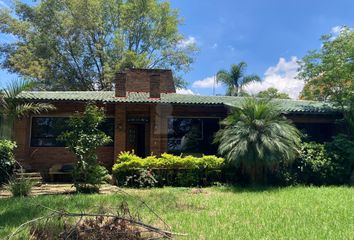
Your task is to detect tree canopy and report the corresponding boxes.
[216,62,260,96]
[298,26,354,108]
[0,0,197,90]
[256,87,290,99]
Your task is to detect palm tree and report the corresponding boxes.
[216,62,261,96]
[0,80,56,140]
[214,98,301,183]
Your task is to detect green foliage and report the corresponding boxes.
[274,141,353,186]
[0,0,197,90]
[112,152,224,187]
[215,98,301,183]
[256,87,290,99]
[59,104,111,192]
[216,62,260,96]
[298,26,354,106]
[0,140,16,185]
[6,177,33,197]
[0,79,55,139]
[124,169,158,188]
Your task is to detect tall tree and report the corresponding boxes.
[256,87,290,99]
[214,98,301,183]
[0,0,197,90]
[0,80,55,140]
[216,62,260,96]
[298,26,354,108]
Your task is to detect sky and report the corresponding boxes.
[0,0,353,99]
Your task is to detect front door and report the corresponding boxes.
[127,124,146,157]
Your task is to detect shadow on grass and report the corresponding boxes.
[213,184,281,193]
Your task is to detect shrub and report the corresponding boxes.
[273,141,353,186]
[124,169,158,188]
[6,177,33,197]
[112,152,224,187]
[0,140,16,185]
[59,104,111,193]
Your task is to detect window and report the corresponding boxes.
[167,117,220,155]
[31,117,115,147]
[31,117,67,147]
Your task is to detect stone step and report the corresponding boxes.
[15,172,42,177]
[16,176,42,180]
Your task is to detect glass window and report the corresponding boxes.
[99,118,115,146]
[168,117,220,155]
[31,117,115,147]
[31,117,67,147]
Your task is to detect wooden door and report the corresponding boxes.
[126,124,146,156]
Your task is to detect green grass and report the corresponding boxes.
[0,186,353,239]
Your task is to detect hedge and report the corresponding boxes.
[112,152,225,187]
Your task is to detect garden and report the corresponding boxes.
[0,3,353,239]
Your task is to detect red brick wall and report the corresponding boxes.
[124,69,175,94]
[14,101,339,173]
[14,102,115,172]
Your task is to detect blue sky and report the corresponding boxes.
[0,0,353,98]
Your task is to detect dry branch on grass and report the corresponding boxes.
[8,202,186,240]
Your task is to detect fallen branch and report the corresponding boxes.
[8,203,187,240]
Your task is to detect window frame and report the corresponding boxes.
[29,115,115,148]
[167,116,221,153]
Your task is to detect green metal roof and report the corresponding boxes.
[18,91,339,114]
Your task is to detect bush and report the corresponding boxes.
[273,141,353,186]
[6,177,33,197]
[0,140,16,185]
[112,152,224,187]
[59,104,111,193]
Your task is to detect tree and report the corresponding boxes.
[216,62,260,96]
[214,98,301,183]
[256,87,290,99]
[298,26,354,107]
[59,104,111,193]
[0,80,55,140]
[0,0,197,90]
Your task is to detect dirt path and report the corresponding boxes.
[0,184,121,198]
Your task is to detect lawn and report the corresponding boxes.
[0,186,353,239]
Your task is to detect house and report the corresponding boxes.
[14,69,340,172]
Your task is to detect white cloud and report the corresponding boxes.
[192,76,222,89]
[244,57,304,99]
[211,43,218,49]
[331,26,342,35]
[0,1,9,8]
[178,36,196,48]
[176,88,195,95]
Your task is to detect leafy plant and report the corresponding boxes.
[112,152,224,187]
[0,79,55,139]
[273,141,353,186]
[6,177,33,197]
[59,104,111,193]
[215,98,301,184]
[0,140,17,185]
[124,169,158,188]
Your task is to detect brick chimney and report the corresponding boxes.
[115,72,127,97]
[149,74,161,98]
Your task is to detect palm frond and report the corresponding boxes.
[215,97,301,171]
[242,74,261,86]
